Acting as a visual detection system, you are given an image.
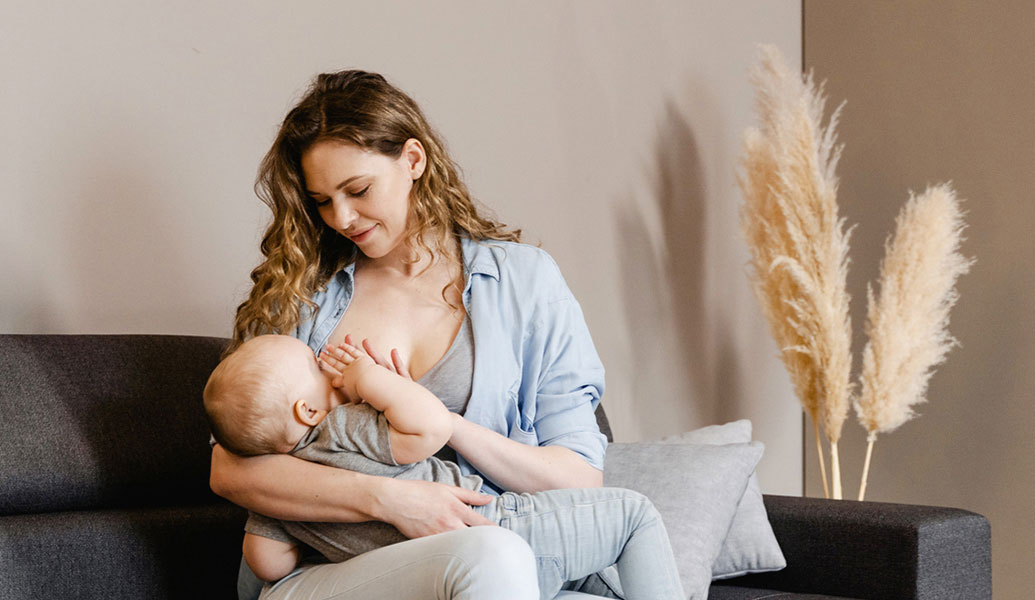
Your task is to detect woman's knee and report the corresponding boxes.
[441,526,538,599]
[611,488,662,528]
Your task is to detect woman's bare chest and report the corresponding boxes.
[329,270,464,380]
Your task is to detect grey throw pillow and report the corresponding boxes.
[604,441,763,599]
[659,420,786,579]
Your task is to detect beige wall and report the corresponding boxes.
[0,2,802,493]
[804,1,1035,596]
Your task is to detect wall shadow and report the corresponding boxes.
[615,98,722,430]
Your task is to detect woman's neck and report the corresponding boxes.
[357,229,461,281]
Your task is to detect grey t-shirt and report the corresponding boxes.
[423,315,473,465]
[245,317,479,563]
[245,403,483,562]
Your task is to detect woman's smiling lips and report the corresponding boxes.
[347,225,376,243]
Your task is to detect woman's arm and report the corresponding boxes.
[447,414,602,493]
[210,444,495,535]
[447,247,607,493]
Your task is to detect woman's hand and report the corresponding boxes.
[374,478,496,538]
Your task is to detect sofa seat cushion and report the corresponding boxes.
[709,585,861,600]
[0,503,246,598]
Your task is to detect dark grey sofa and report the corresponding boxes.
[0,334,991,599]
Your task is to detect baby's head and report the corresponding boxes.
[204,335,343,456]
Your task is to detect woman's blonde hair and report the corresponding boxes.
[230,70,519,353]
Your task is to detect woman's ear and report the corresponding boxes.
[402,138,426,181]
[293,399,324,426]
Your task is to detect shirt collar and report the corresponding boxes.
[330,237,501,283]
[461,237,501,281]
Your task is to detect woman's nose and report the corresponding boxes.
[326,198,357,231]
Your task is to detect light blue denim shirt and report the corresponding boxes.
[292,238,607,494]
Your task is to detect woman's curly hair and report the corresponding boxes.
[230,70,520,353]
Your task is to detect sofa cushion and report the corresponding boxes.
[0,504,245,598]
[0,334,229,514]
[659,420,786,579]
[709,586,860,600]
[604,441,763,599]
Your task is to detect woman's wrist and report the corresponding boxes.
[446,412,467,447]
[363,475,397,523]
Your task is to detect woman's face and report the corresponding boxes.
[301,139,425,261]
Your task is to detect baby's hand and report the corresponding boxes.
[318,341,378,403]
[345,334,413,381]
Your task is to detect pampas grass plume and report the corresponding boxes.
[738,45,854,499]
[855,183,972,500]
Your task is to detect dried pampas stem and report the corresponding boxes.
[855,183,972,501]
[813,421,830,498]
[830,441,842,500]
[858,433,875,501]
[738,45,854,499]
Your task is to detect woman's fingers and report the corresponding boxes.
[361,338,392,370]
[463,512,497,527]
[390,348,413,380]
[450,486,494,506]
[448,488,496,527]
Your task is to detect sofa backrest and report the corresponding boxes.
[0,334,246,599]
[0,333,615,599]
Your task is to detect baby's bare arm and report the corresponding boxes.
[320,343,453,464]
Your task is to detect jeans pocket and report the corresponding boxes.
[535,556,565,599]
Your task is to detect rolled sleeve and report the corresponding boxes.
[527,287,607,471]
[534,389,607,470]
[464,239,608,475]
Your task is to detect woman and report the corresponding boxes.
[210,70,610,599]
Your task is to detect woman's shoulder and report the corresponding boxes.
[463,238,565,281]
[462,238,571,301]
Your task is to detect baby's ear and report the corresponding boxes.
[293,399,323,426]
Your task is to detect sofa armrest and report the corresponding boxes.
[717,494,991,600]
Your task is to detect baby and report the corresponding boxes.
[204,335,684,600]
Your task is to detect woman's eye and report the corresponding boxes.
[313,197,330,207]
[351,185,370,198]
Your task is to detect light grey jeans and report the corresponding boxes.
[472,487,683,600]
[256,487,682,600]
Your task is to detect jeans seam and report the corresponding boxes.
[502,495,649,520]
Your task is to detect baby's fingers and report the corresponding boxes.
[319,348,351,373]
[317,356,343,377]
[323,342,363,366]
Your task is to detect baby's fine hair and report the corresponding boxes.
[203,336,296,456]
